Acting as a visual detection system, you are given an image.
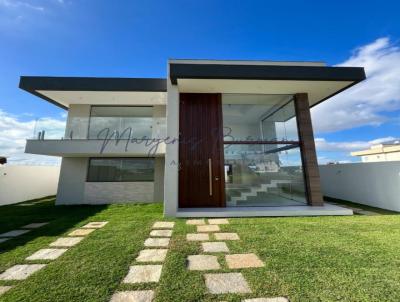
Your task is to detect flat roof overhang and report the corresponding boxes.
[19,76,167,109]
[169,61,366,107]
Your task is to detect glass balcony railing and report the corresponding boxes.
[32,117,167,140]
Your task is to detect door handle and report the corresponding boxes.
[208,158,212,196]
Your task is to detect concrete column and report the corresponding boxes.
[65,104,91,139]
[294,93,324,206]
[163,76,179,216]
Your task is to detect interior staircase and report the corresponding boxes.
[228,180,292,205]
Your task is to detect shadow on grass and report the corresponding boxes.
[324,196,400,215]
[0,197,108,253]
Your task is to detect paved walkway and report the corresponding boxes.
[185,218,289,301]
[110,221,175,302]
[0,221,108,297]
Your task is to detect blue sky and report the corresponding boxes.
[0,0,400,164]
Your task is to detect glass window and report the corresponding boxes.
[88,106,153,139]
[222,94,306,207]
[87,158,154,182]
[222,94,298,142]
[224,144,307,206]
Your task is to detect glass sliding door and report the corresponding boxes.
[222,94,307,207]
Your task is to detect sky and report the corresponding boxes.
[0,0,399,165]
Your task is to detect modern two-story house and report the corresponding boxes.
[21,59,365,217]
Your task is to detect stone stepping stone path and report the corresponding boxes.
[186,219,206,225]
[225,253,265,269]
[0,221,108,298]
[0,286,12,295]
[68,228,95,236]
[136,249,168,262]
[205,272,251,294]
[188,255,221,271]
[0,222,49,243]
[22,222,49,229]
[144,237,170,248]
[0,229,30,238]
[187,233,209,241]
[49,237,84,247]
[111,220,175,302]
[202,242,229,253]
[197,225,220,232]
[185,218,284,300]
[243,298,289,302]
[0,264,46,280]
[110,290,154,302]
[26,248,68,261]
[149,229,172,237]
[215,232,240,240]
[122,265,163,283]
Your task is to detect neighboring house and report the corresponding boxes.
[20,59,365,217]
[351,140,400,162]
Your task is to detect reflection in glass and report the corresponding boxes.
[222,94,298,142]
[224,144,307,206]
[87,158,155,182]
[88,106,154,139]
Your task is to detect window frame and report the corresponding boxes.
[87,105,154,140]
[86,157,155,182]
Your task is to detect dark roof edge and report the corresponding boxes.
[19,76,167,92]
[169,63,366,84]
[19,76,167,110]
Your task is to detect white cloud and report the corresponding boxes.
[311,37,400,133]
[0,0,45,11]
[0,109,65,165]
[315,136,396,153]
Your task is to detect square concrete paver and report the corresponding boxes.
[22,222,49,229]
[0,238,10,243]
[150,229,172,237]
[136,249,168,262]
[122,265,162,283]
[202,242,229,253]
[26,248,68,260]
[226,253,264,269]
[208,219,229,225]
[0,264,46,280]
[68,228,95,236]
[49,237,84,247]
[110,290,154,302]
[82,221,108,229]
[186,219,206,225]
[214,232,240,240]
[144,238,170,247]
[187,255,220,271]
[204,273,251,294]
[0,229,30,238]
[243,298,289,302]
[152,221,175,229]
[197,225,220,233]
[186,233,209,241]
[0,286,12,296]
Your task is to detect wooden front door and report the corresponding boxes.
[178,93,225,208]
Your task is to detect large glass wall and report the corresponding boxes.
[222,94,307,207]
[88,106,154,139]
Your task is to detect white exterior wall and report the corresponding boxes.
[164,78,179,216]
[84,182,154,204]
[56,157,88,204]
[56,157,163,205]
[0,165,60,205]
[361,151,400,163]
[319,162,400,212]
[65,104,91,139]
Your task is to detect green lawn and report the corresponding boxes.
[0,197,400,302]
